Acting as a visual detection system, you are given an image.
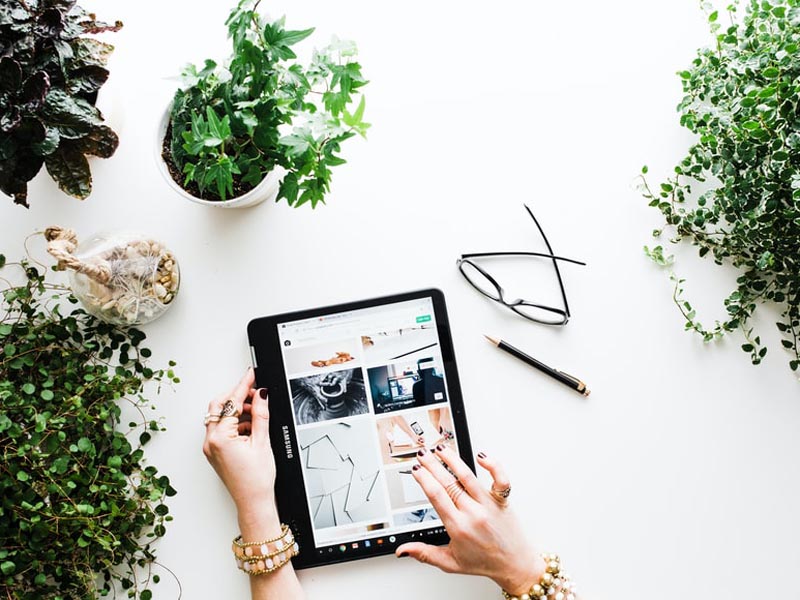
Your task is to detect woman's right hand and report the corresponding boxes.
[395,447,546,596]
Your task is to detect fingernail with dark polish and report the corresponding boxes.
[412,464,421,471]
[398,552,409,558]
[436,444,445,452]
[417,448,426,457]
[477,451,486,459]
[259,388,268,399]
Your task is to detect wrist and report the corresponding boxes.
[236,499,282,541]
[493,553,547,596]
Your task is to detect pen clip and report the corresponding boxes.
[557,370,587,393]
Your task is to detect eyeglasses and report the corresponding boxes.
[456,205,585,325]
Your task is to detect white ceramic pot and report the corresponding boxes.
[155,107,286,209]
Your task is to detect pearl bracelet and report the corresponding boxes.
[232,524,300,576]
[501,554,577,600]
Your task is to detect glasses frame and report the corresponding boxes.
[456,205,585,326]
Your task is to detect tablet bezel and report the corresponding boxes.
[247,288,474,569]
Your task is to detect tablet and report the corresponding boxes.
[247,289,474,569]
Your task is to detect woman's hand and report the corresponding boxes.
[202,368,305,600]
[202,368,280,538]
[395,447,546,596]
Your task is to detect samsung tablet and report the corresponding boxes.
[247,289,474,569]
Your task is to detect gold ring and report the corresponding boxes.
[490,485,511,501]
[445,480,465,504]
[220,399,240,419]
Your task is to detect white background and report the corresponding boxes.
[2,1,799,598]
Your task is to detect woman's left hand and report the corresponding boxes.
[202,367,280,537]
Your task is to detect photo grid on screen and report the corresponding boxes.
[278,298,460,547]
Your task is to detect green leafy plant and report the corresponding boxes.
[0,252,179,598]
[0,0,122,208]
[641,0,800,373]
[163,0,369,206]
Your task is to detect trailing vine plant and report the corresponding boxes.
[641,0,800,373]
[0,251,179,598]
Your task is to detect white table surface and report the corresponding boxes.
[3,1,799,598]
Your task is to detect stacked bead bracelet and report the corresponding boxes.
[232,524,300,576]
[502,554,577,600]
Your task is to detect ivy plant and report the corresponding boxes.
[641,0,800,373]
[0,0,122,208]
[164,0,369,207]
[0,253,178,598]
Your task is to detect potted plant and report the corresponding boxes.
[0,251,178,597]
[641,0,800,374]
[159,0,369,209]
[0,0,122,208]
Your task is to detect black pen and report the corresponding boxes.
[484,335,590,397]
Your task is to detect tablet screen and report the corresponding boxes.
[275,296,459,555]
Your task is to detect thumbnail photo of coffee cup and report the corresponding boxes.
[290,367,369,425]
[375,407,456,465]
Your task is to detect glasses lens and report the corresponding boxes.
[511,303,568,325]
[458,260,501,301]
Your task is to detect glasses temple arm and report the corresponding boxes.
[523,204,572,317]
[459,251,586,266]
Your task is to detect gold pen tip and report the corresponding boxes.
[483,335,499,346]
[584,388,591,397]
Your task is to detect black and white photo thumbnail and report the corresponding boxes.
[297,421,388,530]
[290,367,368,425]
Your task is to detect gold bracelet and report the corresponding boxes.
[501,554,576,600]
[232,524,300,576]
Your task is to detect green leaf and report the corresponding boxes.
[1,561,15,575]
[278,172,299,205]
[52,457,69,475]
[16,471,29,482]
[281,27,315,46]
[772,150,789,161]
[77,437,93,453]
[31,126,60,156]
[343,95,366,128]
[279,134,310,156]
[205,106,230,141]
[44,144,92,199]
[75,125,119,158]
[42,89,103,130]
[22,383,35,395]
[76,503,94,515]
